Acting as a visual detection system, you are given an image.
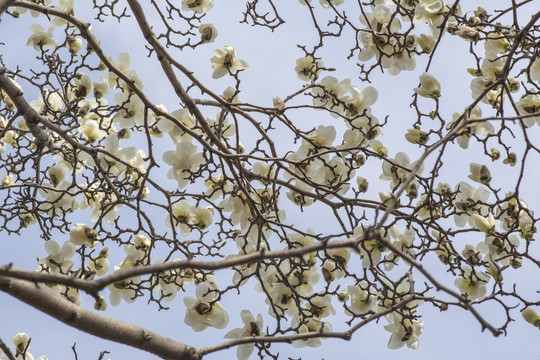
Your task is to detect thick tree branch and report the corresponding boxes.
[0,0,14,15]
[0,67,58,151]
[0,275,200,360]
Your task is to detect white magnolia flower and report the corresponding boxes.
[478,234,520,267]
[102,52,143,91]
[414,72,441,99]
[70,223,99,246]
[184,281,229,332]
[346,283,378,315]
[199,23,218,43]
[38,181,79,217]
[454,265,490,300]
[447,106,493,149]
[522,308,540,327]
[152,259,184,303]
[220,193,252,231]
[468,163,491,185]
[295,55,324,81]
[341,86,378,117]
[182,0,214,13]
[517,94,540,127]
[165,199,192,236]
[471,212,496,234]
[205,173,232,200]
[113,92,145,128]
[26,24,56,51]
[380,152,424,189]
[38,240,75,273]
[30,89,63,114]
[531,57,540,82]
[78,119,107,142]
[312,76,351,109]
[306,125,336,148]
[319,0,345,7]
[191,206,214,229]
[210,45,249,79]
[291,318,332,348]
[453,181,490,227]
[163,140,205,188]
[87,247,110,276]
[307,294,336,318]
[10,332,48,360]
[384,312,424,350]
[224,310,264,360]
[51,0,75,27]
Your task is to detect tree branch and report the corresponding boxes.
[0,275,200,360]
[0,233,366,296]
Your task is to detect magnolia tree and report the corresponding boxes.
[1,0,540,359]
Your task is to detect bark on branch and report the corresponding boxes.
[0,275,200,360]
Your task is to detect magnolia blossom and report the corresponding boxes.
[112,93,145,128]
[78,119,107,142]
[346,283,378,315]
[102,52,143,91]
[341,86,378,117]
[26,24,56,51]
[531,57,540,82]
[157,108,196,143]
[516,94,540,127]
[184,281,229,332]
[312,76,351,109]
[380,152,424,189]
[418,34,436,53]
[306,125,336,148]
[384,225,416,270]
[182,0,214,13]
[468,163,491,185]
[384,312,424,350]
[50,0,75,27]
[447,106,494,149]
[224,310,264,360]
[30,89,63,114]
[205,173,232,200]
[199,23,218,43]
[210,45,249,79]
[10,332,48,360]
[454,265,490,300]
[191,206,214,229]
[453,181,490,227]
[485,32,511,60]
[319,0,345,8]
[414,72,441,99]
[38,181,79,217]
[522,308,540,327]
[38,240,75,273]
[478,234,520,267]
[87,247,110,276]
[295,55,324,81]
[152,259,184,302]
[291,318,332,348]
[471,213,496,234]
[69,223,99,246]
[107,240,148,306]
[220,193,252,231]
[165,199,192,236]
[163,141,205,188]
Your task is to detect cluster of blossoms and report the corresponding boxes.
[1,0,540,359]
